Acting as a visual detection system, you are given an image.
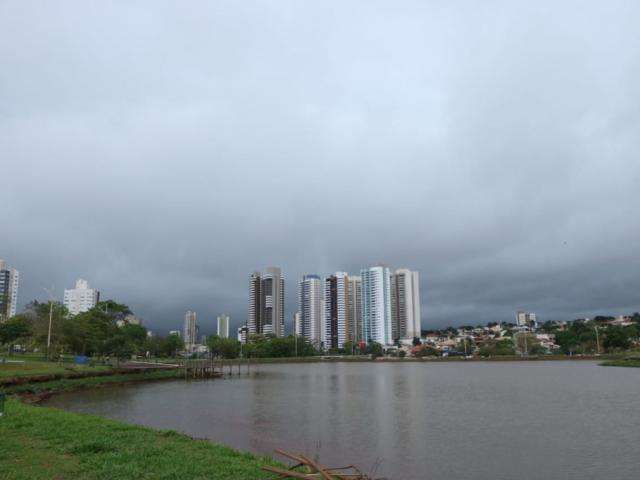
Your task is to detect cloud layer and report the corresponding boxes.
[2,1,639,333]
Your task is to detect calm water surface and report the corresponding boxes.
[45,361,639,480]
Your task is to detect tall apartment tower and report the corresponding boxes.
[217,314,230,338]
[391,269,421,342]
[324,272,349,350]
[0,259,19,320]
[183,310,198,349]
[293,312,302,337]
[361,265,393,346]
[63,279,100,316]
[348,275,363,343]
[248,267,285,337]
[298,274,323,346]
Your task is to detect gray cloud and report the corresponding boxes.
[2,1,639,334]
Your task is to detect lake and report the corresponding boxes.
[45,361,639,480]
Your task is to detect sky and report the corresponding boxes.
[1,1,639,335]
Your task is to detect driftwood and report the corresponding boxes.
[262,449,374,480]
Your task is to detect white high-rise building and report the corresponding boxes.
[0,259,19,320]
[63,279,100,316]
[248,267,285,337]
[183,310,198,349]
[237,325,249,344]
[217,314,230,338]
[348,275,363,342]
[293,312,302,337]
[391,269,422,342]
[361,266,393,346]
[324,272,349,350]
[298,274,323,346]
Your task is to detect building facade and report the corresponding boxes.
[248,267,285,337]
[0,260,19,320]
[298,274,323,346]
[237,325,249,344]
[183,310,198,349]
[391,269,421,343]
[293,312,302,337]
[217,314,230,338]
[516,311,537,329]
[348,275,363,343]
[361,266,393,346]
[324,272,349,350]
[63,278,99,316]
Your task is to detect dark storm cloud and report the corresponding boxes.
[2,1,639,333]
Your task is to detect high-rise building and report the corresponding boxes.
[63,279,100,316]
[217,314,230,338]
[347,275,363,343]
[237,325,249,344]
[248,267,285,337]
[293,312,302,337]
[361,265,393,346]
[516,311,537,329]
[298,274,323,346]
[168,330,181,337]
[0,259,20,320]
[183,310,198,349]
[391,269,421,342]
[324,272,349,350]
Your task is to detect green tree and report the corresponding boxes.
[415,345,439,357]
[603,326,631,352]
[207,336,241,359]
[0,315,31,348]
[479,339,515,356]
[160,334,184,357]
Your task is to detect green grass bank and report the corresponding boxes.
[3,369,183,399]
[0,399,278,480]
[599,357,640,367]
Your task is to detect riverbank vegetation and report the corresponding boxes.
[3,369,182,398]
[600,357,640,367]
[0,399,278,480]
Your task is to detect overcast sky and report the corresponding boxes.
[1,1,639,334]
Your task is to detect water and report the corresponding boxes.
[45,361,639,480]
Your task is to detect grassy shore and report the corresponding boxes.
[599,358,640,367]
[3,369,183,399]
[0,359,112,379]
[0,399,278,480]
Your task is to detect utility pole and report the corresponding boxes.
[43,286,55,361]
[595,325,601,354]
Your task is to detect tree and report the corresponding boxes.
[479,339,515,357]
[160,334,184,357]
[414,345,439,357]
[603,326,631,352]
[207,335,241,359]
[514,333,542,355]
[412,337,422,346]
[456,338,475,355]
[366,342,383,358]
[0,315,31,347]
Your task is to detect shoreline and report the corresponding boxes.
[1,398,282,480]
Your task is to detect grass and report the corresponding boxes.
[0,359,111,380]
[2,369,183,396]
[600,357,640,367]
[0,399,279,480]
